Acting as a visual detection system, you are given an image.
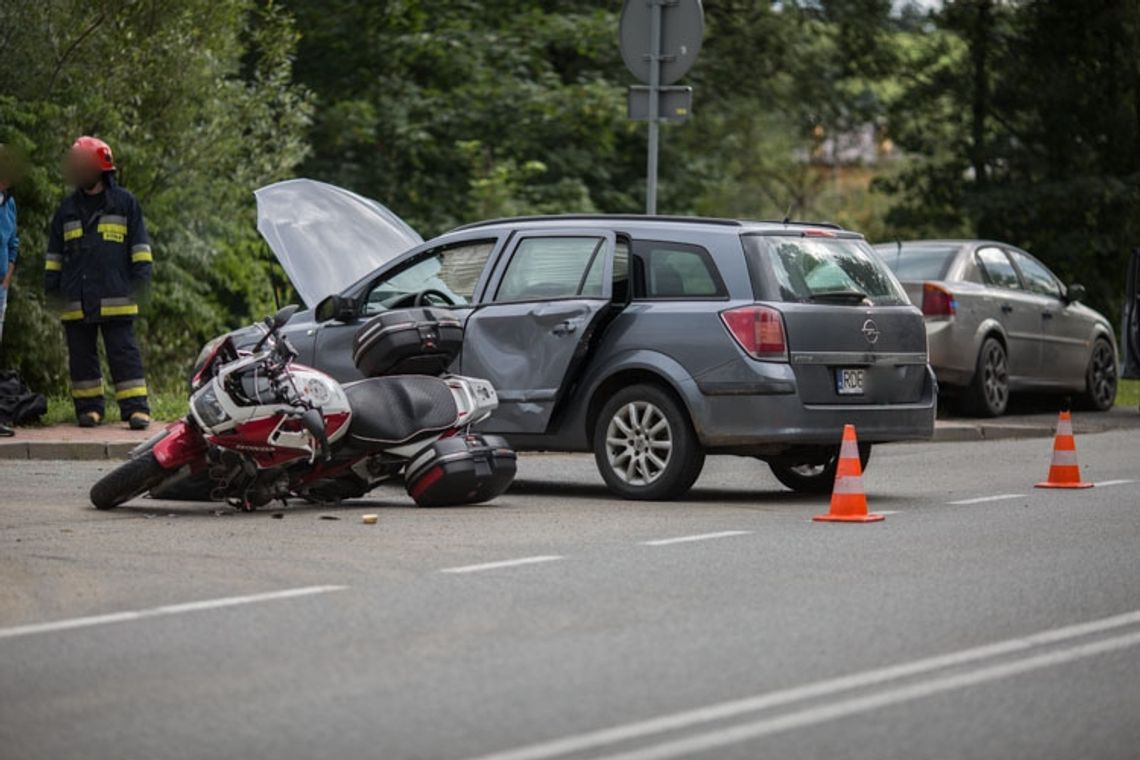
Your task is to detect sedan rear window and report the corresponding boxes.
[747,236,908,305]
[876,244,959,281]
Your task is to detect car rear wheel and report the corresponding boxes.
[963,337,1009,417]
[768,443,872,494]
[1079,338,1117,411]
[593,384,704,501]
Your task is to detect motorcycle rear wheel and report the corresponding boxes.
[90,453,168,510]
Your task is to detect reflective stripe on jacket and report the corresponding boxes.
[44,177,152,322]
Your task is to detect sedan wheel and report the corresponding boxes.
[593,384,704,501]
[1080,339,1117,411]
[964,337,1009,417]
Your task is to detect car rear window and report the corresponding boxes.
[746,235,908,305]
[876,244,958,281]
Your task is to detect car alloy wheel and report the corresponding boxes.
[605,400,673,486]
[982,341,1009,413]
[1086,340,1117,410]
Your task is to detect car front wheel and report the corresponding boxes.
[593,384,705,501]
[1080,338,1117,411]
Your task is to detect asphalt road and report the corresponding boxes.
[2,430,1139,760]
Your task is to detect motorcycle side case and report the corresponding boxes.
[404,434,517,507]
[353,307,463,377]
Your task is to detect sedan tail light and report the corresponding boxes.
[922,283,957,319]
[721,305,788,361]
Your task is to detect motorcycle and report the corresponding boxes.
[89,305,516,510]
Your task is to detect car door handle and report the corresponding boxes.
[1042,311,1054,320]
[552,320,578,336]
[1000,303,1013,314]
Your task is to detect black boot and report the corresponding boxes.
[0,422,13,437]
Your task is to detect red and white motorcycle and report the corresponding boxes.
[90,305,514,510]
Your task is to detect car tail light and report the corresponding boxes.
[803,228,837,238]
[922,283,957,319]
[721,305,788,361]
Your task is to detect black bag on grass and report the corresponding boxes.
[0,370,47,425]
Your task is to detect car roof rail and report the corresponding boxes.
[752,219,845,230]
[449,214,747,232]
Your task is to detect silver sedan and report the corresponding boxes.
[873,240,1118,417]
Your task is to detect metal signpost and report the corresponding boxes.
[619,0,704,215]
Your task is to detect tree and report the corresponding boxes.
[0,0,311,392]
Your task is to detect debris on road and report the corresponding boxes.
[319,515,340,521]
[361,514,378,525]
[271,512,284,519]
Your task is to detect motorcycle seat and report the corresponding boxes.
[344,376,459,447]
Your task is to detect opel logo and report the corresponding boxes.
[861,319,880,345]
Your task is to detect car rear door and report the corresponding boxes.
[463,230,617,434]
[975,246,1043,381]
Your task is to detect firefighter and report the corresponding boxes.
[45,136,152,429]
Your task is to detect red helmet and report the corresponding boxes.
[71,136,115,172]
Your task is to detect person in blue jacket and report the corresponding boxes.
[45,136,152,429]
[0,145,20,437]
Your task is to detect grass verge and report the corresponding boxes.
[1118,379,1140,408]
[40,392,186,426]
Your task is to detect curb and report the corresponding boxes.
[0,441,136,461]
[930,423,1056,442]
[0,423,1063,461]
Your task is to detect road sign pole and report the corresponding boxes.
[646,0,662,215]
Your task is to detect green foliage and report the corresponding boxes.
[0,0,311,393]
[881,0,1140,325]
[3,0,1135,393]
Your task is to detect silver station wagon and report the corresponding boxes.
[255,181,936,499]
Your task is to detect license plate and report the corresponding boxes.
[836,368,865,396]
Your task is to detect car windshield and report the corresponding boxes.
[875,243,959,281]
[751,236,908,305]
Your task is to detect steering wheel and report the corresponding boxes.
[413,288,456,306]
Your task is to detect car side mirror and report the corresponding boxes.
[315,294,356,323]
[1065,283,1086,304]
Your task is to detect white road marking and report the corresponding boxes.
[640,530,753,547]
[463,608,1140,760]
[948,493,1024,505]
[876,510,901,515]
[0,585,347,641]
[1092,479,1135,488]
[441,555,564,574]
[592,628,1140,760]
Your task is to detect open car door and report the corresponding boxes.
[1124,247,1140,382]
[462,230,618,435]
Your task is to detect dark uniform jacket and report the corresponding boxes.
[44,177,152,322]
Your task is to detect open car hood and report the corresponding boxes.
[254,179,423,307]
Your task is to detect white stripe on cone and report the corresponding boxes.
[839,440,860,461]
[1049,450,1079,467]
[832,475,864,495]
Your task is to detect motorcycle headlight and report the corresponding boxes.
[192,383,230,428]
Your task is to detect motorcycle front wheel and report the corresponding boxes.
[90,453,169,510]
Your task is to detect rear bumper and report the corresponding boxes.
[925,319,977,387]
[689,364,937,449]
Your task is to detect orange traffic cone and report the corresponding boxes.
[813,424,884,523]
[1035,411,1093,489]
